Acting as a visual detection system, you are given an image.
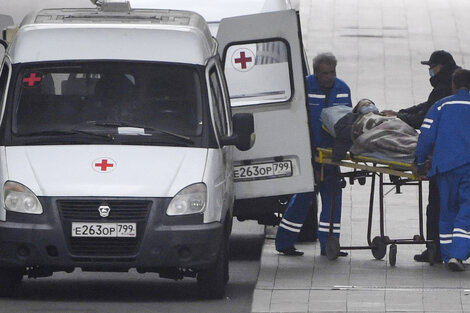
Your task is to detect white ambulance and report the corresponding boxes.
[0,1,313,299]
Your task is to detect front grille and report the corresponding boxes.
[57,199,153,257]
[58,199,151,221]
[69,237,138,256]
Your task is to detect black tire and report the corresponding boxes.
[326,236,340,260]
[371,236,387,260]
[389,244,397,267]
[0,267,24,297]
[428,243,437,266]
[197,236,228,299]
[298,200,318,242]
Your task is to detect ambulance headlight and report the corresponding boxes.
[4,181,43,214]
[167,183,206,216]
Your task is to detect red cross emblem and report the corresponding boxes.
[235,52,252,69]
[232,48,255,72]
[23,73,42,87]
[93,158,116,173]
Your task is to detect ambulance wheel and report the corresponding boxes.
[428,243,437,266]
[326,236,340,260]
[197,236,228,299]
[0,267,24,297]
[389,244,397,267]
[371,236,387,260]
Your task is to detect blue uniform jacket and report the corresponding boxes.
[306,75,352,150]
[415,88,470,177]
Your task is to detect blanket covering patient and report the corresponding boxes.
[322,99,419,162]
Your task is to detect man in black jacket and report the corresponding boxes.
[382,50,459,263]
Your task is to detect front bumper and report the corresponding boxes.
[0,197,223,271]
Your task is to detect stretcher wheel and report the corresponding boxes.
[358,177,366,185]
[371,236,387,260]
[389,175,399,184]
[428,243,437,266]
[326,236,340,260]
[389,244,397,267]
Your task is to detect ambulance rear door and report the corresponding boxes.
[217,9,314,200]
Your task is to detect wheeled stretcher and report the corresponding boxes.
[316,148,437,266]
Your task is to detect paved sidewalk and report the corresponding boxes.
[252,1,470,312]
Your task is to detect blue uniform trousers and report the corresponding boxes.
[438,163,470,263]
[275,192,313,251]
[317,165,342,252]
[275,164,342,252]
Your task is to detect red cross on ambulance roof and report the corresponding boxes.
[23,73,42,87]
[231,48,255,72]
[93,158,116,173]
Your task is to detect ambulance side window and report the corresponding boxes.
[223,40,292,107]
[209,66,229,139]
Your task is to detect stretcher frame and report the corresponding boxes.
[316,148,437,266]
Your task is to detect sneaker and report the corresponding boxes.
[277,246,304,256]
[320,250,348,257]
[413,249,442,263]
[447,258,465,272]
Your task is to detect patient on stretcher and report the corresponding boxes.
[321,99,418,163]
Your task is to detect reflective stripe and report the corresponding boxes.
[421,124,431,129]
[318,227,340,234]
[453,234,470,240]
[281,218,303,228]
[437,100,470,110]
[336,93,349,98]
[279,222,301,233]
[423,118,433,124]
[440,240,452,244]
[319,222,340,228]
[454,228,470,234]
[440,233,453,238]
[308,94,326,99]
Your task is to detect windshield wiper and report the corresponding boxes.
[20,129,113,140]
[89,121,194,144]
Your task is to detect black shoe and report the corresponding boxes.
[278,247,304,256]
[414,249,442,263]
[447,258,465,272]
[320,250,348,257]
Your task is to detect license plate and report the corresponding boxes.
[234,160,292,182]
[71,222,136,238]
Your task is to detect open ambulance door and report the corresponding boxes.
[217,10,314,223]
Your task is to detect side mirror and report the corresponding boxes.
[220,113,255,151]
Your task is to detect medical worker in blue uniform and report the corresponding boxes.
[415,69,470,271]
[275,53,352,256]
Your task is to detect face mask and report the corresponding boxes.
[359,105,379,115]
[429,68,436,77]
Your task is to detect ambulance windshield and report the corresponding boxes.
[12,61,204,143]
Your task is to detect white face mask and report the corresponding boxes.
[429,68,436,77]
[359,105,379,115]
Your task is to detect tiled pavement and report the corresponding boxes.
[252,1,470,312]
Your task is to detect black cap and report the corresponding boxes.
[421,50,456,67]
